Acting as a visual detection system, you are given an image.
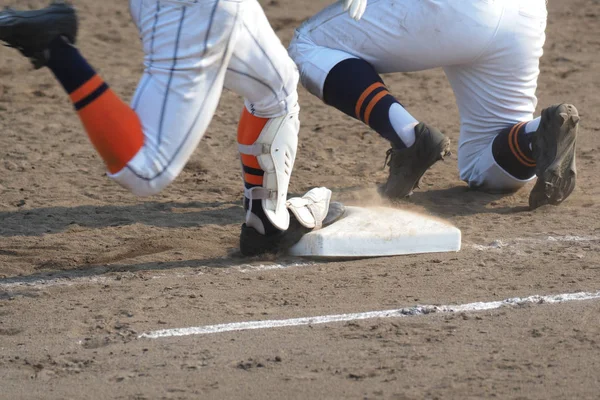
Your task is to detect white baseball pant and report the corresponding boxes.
[110,0,299,196]
[289,0,548,191]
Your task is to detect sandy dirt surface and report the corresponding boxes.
[1,0,599,398]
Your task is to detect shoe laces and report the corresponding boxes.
[383,146,411,170]
[383,148,394,169]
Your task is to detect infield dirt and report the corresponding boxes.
[1,0,599,399]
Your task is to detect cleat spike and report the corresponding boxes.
[559,112,569,124]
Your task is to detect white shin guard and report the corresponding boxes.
[238,112,299,231]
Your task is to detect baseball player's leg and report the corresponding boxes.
[0,3,145,183]
[449,0,578,208]
[114,0,241,196]
[289,0,501,198]
[0,1,240,196]
[443,0,546,193]
[1,1,334,256]
[222,0,305,255]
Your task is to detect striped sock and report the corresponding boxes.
[237,108,280,235]
[492,121,536,180]
[323,58,417,149]
[46,37,143,174]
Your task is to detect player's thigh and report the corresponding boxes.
[224,0,299,118]
[293,0,503,73]
[125,0,240,189]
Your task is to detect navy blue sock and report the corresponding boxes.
[46,37,96,95]
[492,122,536,180]
[323,58,407,149]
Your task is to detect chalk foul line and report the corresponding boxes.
[138,290,600,339]
[470,235,600,251]
[0,262,316,289]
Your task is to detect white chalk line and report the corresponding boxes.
[0,262,316,289]
[469,235,600,251]
[139,290,600,339]
[234,262,314,273]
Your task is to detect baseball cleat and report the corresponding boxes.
[380,122,450,199]
[529,104,579,210]
[0,2,77,69]
[240,201,346,256]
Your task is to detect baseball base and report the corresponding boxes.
[288,206,461,258]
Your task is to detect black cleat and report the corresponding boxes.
[380,122,450,199]
[239,202,346,257]
[529,104,579,210]
[0,2,77,69]
[240,217,310,257]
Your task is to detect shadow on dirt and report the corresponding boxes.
[0,247,316,288]
[0,186,533,238]
[0,200,244,237]
[404,186,531,217]
[0,252,282,287]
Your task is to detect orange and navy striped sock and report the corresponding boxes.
[323,58,409,149]
[492,122,536,179]
[46,37,143,174]
[237,108,281,235]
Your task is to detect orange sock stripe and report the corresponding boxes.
[241,154,261,170]
[69,74,104,104]
[513,122,535,164]
[77,89,144,174]
[513,122,536,166]
[238,108,269,188]
[508,123,524,164]
[238,109,269,145]
[244,173,264,186]
[363,90,389,126]
[508,122,535,167]
[355,82,385,120]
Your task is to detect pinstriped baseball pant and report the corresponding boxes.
[110,0,299,195]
